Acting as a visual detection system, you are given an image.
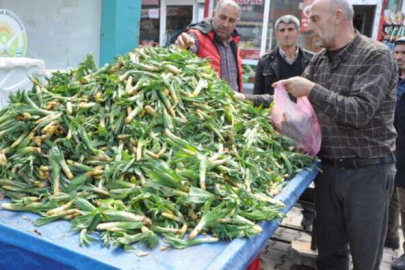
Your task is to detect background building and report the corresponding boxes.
[1,0,404,72]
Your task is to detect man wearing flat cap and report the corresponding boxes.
[386,36,405,270]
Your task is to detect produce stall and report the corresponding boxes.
[0,46,318,269]
[0,163,318,270]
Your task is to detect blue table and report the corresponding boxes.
[0,163,319,270]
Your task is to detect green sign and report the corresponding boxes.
[0,9,27,57]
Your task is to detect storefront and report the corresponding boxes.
[3,0,404,71]
[140,0,313,63]
[140,0,388,89]
[203,0,384,61]
[0,0,143,69]
[379,0,405,50]
[140,0,314,89]
[140,0,206,47]
[0,0,104,70]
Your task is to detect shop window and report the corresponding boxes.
[212,1,264,60]
[165,5,193,46]
[242,63,256,84]
[211,0,321,62]
[140,0,160,46]
[238,3,265,60]
[352,5,375,38]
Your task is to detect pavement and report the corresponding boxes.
[259,206,403,270]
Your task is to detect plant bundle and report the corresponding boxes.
[0,46,313,250]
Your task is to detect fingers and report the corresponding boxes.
[174,34,186,49]
[186,34,196,47]
[175,33,195,49]
[174,38,184,48]
[272,79,287,88]
[283,79,290,86]
[234,92,245,101]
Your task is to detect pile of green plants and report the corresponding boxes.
[0,46,313,250]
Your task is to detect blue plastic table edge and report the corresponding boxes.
[204,161,320,270]
[0,215,120,269]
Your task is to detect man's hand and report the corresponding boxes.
[234,92,245,101]
[272,77,315,98]
[175,33,195,50]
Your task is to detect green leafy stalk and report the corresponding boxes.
[163,234,218,249]
[188,200,235,239]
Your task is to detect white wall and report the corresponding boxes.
[0,0,101,70]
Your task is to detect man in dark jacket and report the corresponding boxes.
[385,37,405,270]
[236,15,315,231]
[175,0,243,92]
[247,15,314,106]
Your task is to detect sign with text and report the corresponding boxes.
[149,9,159,19]
[0,9,27,57]
[142,0,159,5]
[215,0,263,5]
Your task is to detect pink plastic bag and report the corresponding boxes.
[270,82,321,156]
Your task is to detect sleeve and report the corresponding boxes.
[253,57,266,95]
[244,94,273,108]
[308,50,397,128]
[302,56,315,81]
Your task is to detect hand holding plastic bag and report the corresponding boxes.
[270,82,321,156]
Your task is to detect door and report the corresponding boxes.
[160,0,195,46]
[350,0,382,40]
[353,5,376,38]
[165,5,193,45]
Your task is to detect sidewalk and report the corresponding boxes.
[260,207,402,270]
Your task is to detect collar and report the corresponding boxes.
[332,30,360,63]
[318,30,360,63]
[399,70,405,81]
[214,33,233,45]
[188,18,240,43]
[279,46,299,64]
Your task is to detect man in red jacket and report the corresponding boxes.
[175,0,243,92]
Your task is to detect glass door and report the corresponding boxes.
[160,0,195,46]
[165,5,193,45]
[140,0,161,47]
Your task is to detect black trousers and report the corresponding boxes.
[299,186,315,223]
[315,162,396,270]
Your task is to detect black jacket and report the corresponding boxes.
[395,81,405,187]
[246,47,314,107]
[253,47,314,95]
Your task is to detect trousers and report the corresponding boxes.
[315,162,395,270]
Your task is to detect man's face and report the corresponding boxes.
[394,44,405,70]
[307,1,336,48]
[276,22,300,49]
[211,4,240,41]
